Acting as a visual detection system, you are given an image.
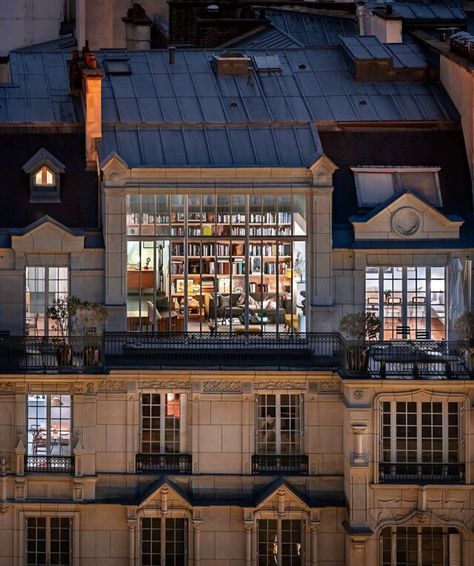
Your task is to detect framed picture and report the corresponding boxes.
[175,279,194,294]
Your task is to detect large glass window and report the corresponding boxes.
[141,517,187,566]
[25,267,69,336]
[380,401,462,483]
[365,267,446,340]
[26,517,72,566]
[380,526,461,566]
[257,519,303,566]
[256,394,302,455]
[126,193,307,334]
[27,395,72,471]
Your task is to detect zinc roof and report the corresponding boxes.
[340,36,428,68]
[393,2,466,21]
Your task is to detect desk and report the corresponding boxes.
[127,269,154,290]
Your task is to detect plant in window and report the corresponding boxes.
[340,312,381,372]
[454,311,474,365]
[47,297,79,366]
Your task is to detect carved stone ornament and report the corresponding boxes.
[254,381,307,390]
[391,207,421,237]
[15,383,27,393]
[354,389,364,400]
[0,383,14,394]
[139,380,191,390]
[201,381,241,393]
[319,380,340,394]
[97,380,127,393]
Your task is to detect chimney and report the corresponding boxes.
[356,1,366,36]
[77,43,104,166]
[122,3,152,50]
[366,3,402,43]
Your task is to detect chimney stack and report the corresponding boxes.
[122,3,152,50]
[356,1,366,36]
[68,43,104,166]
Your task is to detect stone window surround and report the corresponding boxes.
[139,391,188,454]
[139,515,188,566]
[373,390,469,485]
[14,508,80,566]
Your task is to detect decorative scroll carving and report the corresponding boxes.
[318,380,340,394]
[254,381,307,391]
[201,381,241,393]
[354,389,364,400]
[97,380,127,393]
[0,383,14,394]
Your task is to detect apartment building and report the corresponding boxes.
[0,4,472,565]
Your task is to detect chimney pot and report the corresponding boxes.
[169,46,176,65]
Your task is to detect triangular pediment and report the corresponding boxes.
[254,479,309,512]
[100,152,129,185]
[11,216,85,253]
[350,191,463,241]
[309,154,338,187]
[22,148,65,175]
[138,478,192,510]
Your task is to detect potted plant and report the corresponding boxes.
[339,311,381,371]
[73,300,108,366]
[47,297,80,367]
[453,312,474,367]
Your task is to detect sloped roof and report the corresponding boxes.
[392,2,466,21]
[97,48,458,125]
[99,124,322,168]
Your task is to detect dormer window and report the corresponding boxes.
[22,148,65,203]
[352,167,442,208]
[34,166,55,187]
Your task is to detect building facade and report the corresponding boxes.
[0,5,473,565]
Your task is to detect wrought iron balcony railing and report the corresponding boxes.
[341,340,474,379]
[252,454,309,474]
[25,455,74,474]
[136,453,192,473]
[379,462,465,484]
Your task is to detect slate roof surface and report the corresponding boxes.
[392,2,466,21]
[99,124,322,168]
[0,132,98,229]
[340,35,429,68]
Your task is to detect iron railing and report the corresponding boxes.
[341,340,474,379]
[379,462,465,484]
[252,454,309,474]
[0,335,103,372]
[136,453,192,473]
[25,455,74,474]
[105,332,341,369]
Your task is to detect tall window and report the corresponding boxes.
[25,267,69,336]
[365,267,446,339]
[141,517,187,566]
[26,517,72,565]
[256,394,302,455]
[380,526,461,566]
[380,401,462,482]
[126,193,307,334]
[257,519,304,565]
[141,393,181,454]
[26,395,72,471]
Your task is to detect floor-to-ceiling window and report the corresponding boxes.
[365,267,445,340]
[126,193,307,334]
[25,267,69,336]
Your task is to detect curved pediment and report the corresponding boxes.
[351,191,464,241]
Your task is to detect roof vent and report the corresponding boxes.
[104,57,131,75]
[211,52,251,76]
[253,55,281,74]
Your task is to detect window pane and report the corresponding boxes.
[398,171,441,206]
[355,172,394,206]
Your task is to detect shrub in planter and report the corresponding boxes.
[339,312,381,371]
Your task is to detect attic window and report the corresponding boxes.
[353,167,442,207]
[22,148,65,204]
[253,55,281,73]
[105,58,131,75]
[34,166,55,187]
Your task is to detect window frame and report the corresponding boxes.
[256,516,306,565]
[137,510,191,566]
[255,393,304,456]
[353,166,442,208]
[374,393,467,485]
[26,394,72,458]
[139,392,187,455]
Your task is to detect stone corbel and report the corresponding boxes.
[15,433,25,476]
[350,423,368,467]
[73,430,85,478]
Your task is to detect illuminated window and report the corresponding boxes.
[141,393,182,454]
[34,166,55,186]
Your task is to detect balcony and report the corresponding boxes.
[0,336,103,373]
[252,454,309,475]
[136,453,192,473]
[25,455,74,474]
[379,462,465,484]
[341,340,474,379]
[105,332,341,370]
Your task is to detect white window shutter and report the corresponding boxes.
[449,533,461,566]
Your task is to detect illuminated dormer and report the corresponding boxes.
[22,148,65,203]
